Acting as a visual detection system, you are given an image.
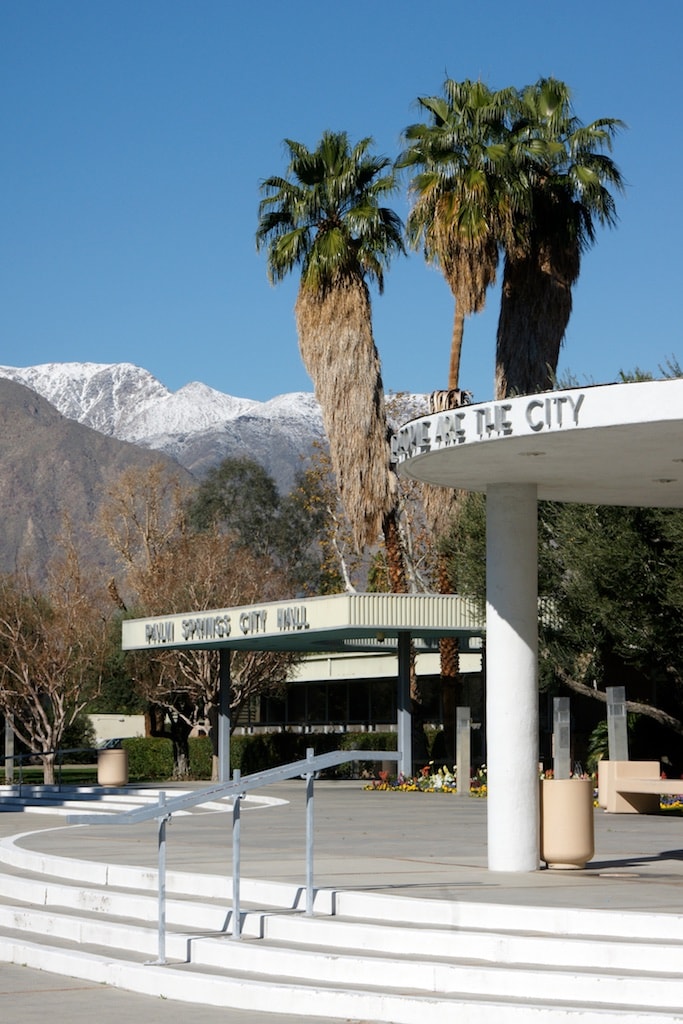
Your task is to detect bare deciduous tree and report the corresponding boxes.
[101,464,299,779]
[0,536,108,783]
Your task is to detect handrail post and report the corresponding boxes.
[231,769,242,939]
[305,747,315,915]
[146,791,169,966]
[4,717,14,784]
[64,746,401,953]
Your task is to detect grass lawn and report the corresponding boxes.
[0,763,99,786]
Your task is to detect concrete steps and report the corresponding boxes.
[0,791,682,1021]
[0,783,253,816]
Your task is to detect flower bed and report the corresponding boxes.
[367,763,679,812]
[365,762,488,796]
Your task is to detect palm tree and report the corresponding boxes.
[256,131,407,587]
[397,81,516,757]
[495,78,625,398]
[398,79,515,391]
[399,77,624,400]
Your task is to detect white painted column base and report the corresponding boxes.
[486,483,539,872]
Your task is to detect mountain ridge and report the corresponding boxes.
[0,362,428,582]
[0,362,326,490]
[0,377,195,580]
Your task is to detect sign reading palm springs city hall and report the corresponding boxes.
[121,593,481,653]
[122,602,311,650]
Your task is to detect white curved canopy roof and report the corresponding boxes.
[393,379,683,507]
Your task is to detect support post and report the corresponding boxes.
[231,768,241,940]
[397,631,412,778]
[219,649,231,783]
[456,706,471,796]
[305,747,314,915]
[606,685,629,762]
[146,791,169,966]
[4,717,14,784]
[553,697,571,779]
[486,483,539,872]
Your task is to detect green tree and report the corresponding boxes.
[188,455,336,595]
[277,461,346,595]
[89,623,146,715]
[256,130,408,591]
[495,78,625,398]
[397,79,515,738]
[443,492,683,759]
[187,457,280,554]
[538,502,683,743]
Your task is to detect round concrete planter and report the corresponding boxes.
[97,748,129,787]
[539,778,595,869]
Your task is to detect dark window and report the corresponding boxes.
[370,679,395,722]
[348,681,370,723]
[328,683,348,722]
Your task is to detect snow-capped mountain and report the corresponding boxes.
[0,362,321,443]
[0,362,427,580]
[0,375,196,582]
[0,362,325,489]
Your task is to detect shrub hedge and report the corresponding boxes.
[122,730,400,782]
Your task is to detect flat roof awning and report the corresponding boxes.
[121,592,484,653]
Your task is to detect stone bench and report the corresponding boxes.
[599,760,683,813]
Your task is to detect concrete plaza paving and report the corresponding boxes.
[1,779,682,1022]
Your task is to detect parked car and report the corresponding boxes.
[98,737,123,750]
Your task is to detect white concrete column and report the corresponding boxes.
[486,483,539,871]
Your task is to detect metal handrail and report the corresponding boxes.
[67,747,399,963]
[2,747,103,790]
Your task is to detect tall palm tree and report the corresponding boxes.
[398,79,515,391]
[256,131,407,587]
[397,81,516,755]
[495,78,625,397]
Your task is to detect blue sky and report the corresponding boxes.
[2,0,680,403]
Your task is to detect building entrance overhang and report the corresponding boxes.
[393,378,683,873]
[393,378,683,506]
[121,592,483,654]
[121,593,485,782]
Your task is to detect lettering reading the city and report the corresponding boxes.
[391,392,586,463]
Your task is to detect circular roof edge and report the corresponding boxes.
[392,379,683,507]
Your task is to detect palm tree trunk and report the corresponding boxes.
[495,244,576,399]
[382,505,408,595]
[448,302,466,391]
[296,282,396,553]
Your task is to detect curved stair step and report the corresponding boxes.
[0,932,679,1024]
